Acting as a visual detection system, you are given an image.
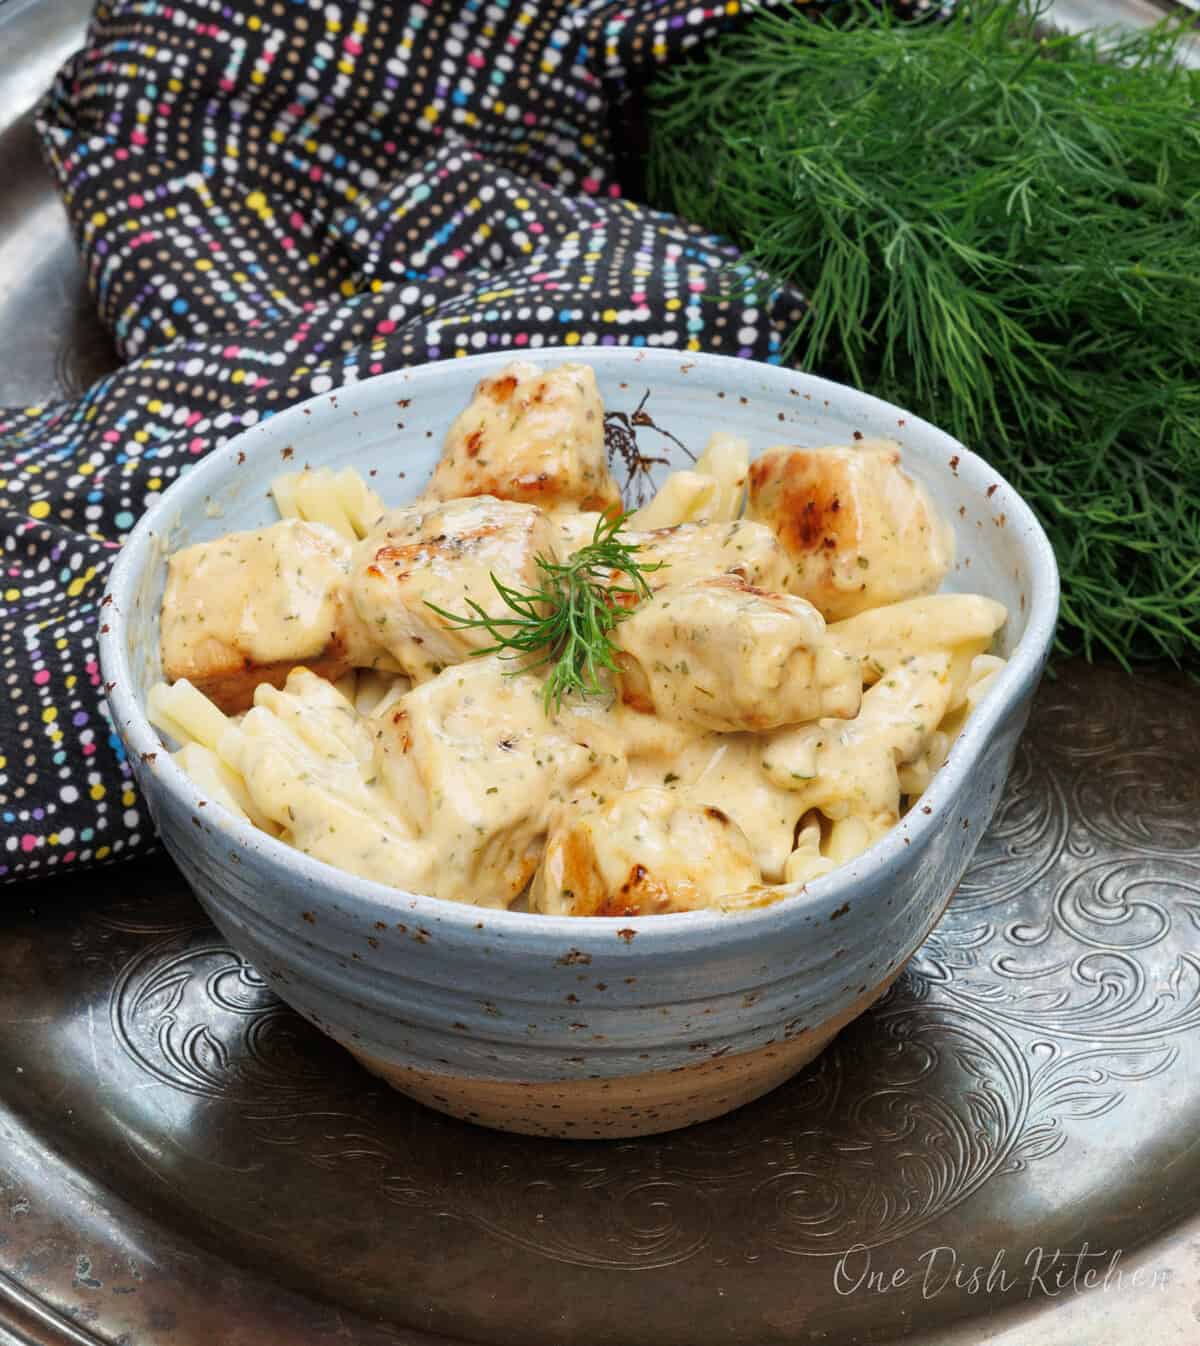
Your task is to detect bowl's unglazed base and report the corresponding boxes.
[342,970,904,1138]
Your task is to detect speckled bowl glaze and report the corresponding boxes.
[100,349,1058,1138]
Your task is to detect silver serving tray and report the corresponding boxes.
[2,4,1199,1343]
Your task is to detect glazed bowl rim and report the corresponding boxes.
[100,346,1060,950]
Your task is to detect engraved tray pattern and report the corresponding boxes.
[2,662,1198,1346]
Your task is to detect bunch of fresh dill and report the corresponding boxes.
[647,0,1200,665]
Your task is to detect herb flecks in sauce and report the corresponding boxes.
[426,511,662,713]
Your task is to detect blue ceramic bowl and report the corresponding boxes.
[100,349,1058,1137]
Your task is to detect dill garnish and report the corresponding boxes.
[648,0,1200,665]
[604,389,694,506]
[426,511,661,712]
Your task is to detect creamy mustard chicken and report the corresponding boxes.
[531,789,761,917]
[747,441,955,620]
[152,360,1008,917]
[614,576,862,732]
[425,360,621,513]
[160,518,389,713]
[353,495,558,682]
[631,519,799,595]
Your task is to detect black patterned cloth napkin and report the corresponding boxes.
[0,0,941,883]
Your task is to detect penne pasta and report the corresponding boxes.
[271,466,385,540]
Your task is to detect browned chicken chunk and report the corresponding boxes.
[425,360,622,513]
[530,788,762,916]
[747,441,954,620]
[159,519,382,714]
[615,575,861,731]
[351,495,559,680]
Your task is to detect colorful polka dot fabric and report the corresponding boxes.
[0,0,948,884]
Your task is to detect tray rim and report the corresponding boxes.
[0,1,1195,1343]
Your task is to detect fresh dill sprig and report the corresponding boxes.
[425,511,661,713]
[647,0,1200,666]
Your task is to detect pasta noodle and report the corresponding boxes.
[783,819,837,886]
[627,470,717,530]
[694,431,749,521]
[271,466,385,540]
[148,677,232,753]
[827,594,1006,683]
[148,678,284,834]
[626,432,749,530]
[171,742,252,822]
